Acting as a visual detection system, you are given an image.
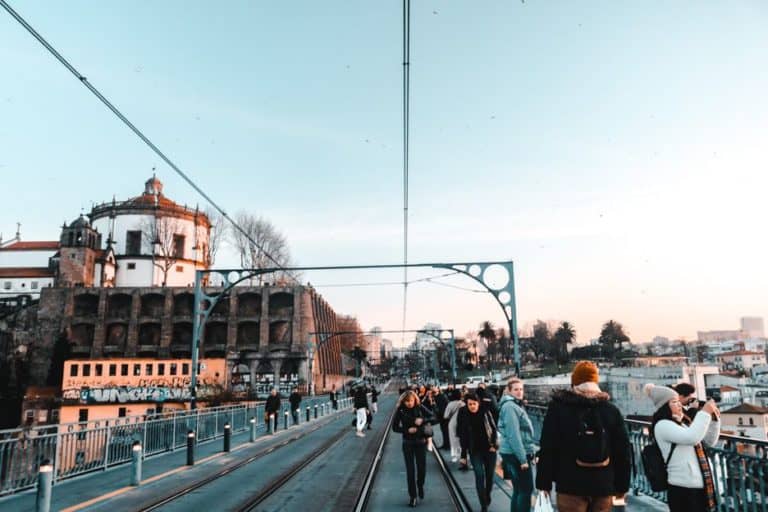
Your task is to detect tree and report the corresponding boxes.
[204,207,227,267]
[478,321,497,368]
[140,216,183,286]
[531,320,551,362]
[230,212,295,285]
[598,320,630,360]
[553,321,576,364]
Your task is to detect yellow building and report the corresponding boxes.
[60,358,227,424]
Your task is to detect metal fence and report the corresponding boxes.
[527,404,768,511]
[0,395,352,497]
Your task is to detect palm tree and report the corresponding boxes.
[553,321,576,364]
[598,320,630,360]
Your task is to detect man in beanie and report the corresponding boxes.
[536,361,631,512]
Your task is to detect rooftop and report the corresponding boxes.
[0,241,59,251]
[722,403,768,415]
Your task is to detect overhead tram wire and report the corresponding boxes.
[402,0,411,344]
[0,0,296,282]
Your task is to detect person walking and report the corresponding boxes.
[371,386,379,414]
[536,361,631,512]
[264,388,281,433]
[434,386,450,450]
[353,385,369,437]
[329,384,338,410]
[476,382,500,422]
[289,386,302,426]
[457,392,498,512]
[444,389,465,463]
[392,390,435,507]
[645,384,720,512]
[498,378,536,512]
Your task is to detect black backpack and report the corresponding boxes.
[575,406,611,468]
[641,441,677,491]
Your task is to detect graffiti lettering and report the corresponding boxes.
[76,386,219,404]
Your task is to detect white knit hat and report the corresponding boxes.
[644,384,678,410]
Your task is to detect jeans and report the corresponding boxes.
[356,408,367,432]
[668,485,708,512]
[402,441,427,499]
[470,451,497,508]
[500,453,533,512]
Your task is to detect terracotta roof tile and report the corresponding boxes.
[0,241,59,251]
[0,267,55,278]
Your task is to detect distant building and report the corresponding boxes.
[721,403,768,440]
[741,317,765,339]
[698,330,747,342]
[716,350,767,373]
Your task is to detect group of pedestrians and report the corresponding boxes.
[392,361,722,512]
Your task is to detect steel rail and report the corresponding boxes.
[136,417,336,512]
[352,400,400,512]
[233,426,350,512]
[429,433,473,511]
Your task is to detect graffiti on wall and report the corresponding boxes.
[65,385,220,404]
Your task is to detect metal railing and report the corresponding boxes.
[527,404,768,511]
[0,395,352,497]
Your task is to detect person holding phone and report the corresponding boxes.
[646,384,721,512]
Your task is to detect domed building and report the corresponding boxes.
[87,175,211,287]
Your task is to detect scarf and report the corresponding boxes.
[694,442,717,511]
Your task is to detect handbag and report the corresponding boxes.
[533,492,553,512]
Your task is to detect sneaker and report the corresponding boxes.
[427,443,433,452]
[356,431,366,437]
[451,456,458,463]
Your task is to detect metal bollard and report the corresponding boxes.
[284,410,289,430]
[269,414,275,434]
[306,406,311,422]
[186,430,195,466]
[314,404,318,419]
[131,441,142,486]
[36,460,53,512]
[250,417,257,442]
[223,423,231,452]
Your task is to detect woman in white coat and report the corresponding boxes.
[443,389,465,463]
[645,384,720,512]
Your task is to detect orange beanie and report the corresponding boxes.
[571,361,599,386]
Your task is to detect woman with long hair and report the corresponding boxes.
[498,378,536,512]
[645,384,721,512]
[392,390,436,507]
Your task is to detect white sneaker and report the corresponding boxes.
[451,456,458,463]
[356,431,365,437]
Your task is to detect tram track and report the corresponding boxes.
[136,415,342,512]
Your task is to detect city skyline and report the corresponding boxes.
[1,1,766,344]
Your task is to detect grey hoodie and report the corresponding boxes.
[497,394,536,463]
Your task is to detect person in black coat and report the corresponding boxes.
[392,390,436,507]
[329,384,338,410]
[434,386,450,450]
[288,387,302,425]
[353,386,370,437]
[536,361,631,512]
[264,388,281,433]
[457,392,498,512]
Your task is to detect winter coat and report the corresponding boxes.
[536,389,631,497]
[289,392,302,410]
[457,406,498,455]
[434,392,449,420]
[654,411,720,489]
[353,388,369,410]
[444,400,464,452]
[497,395,536,463]
[371,388,379,403]
[392,404,436,444]
[265,394,281,414]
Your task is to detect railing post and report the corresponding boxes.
[103,426,111,470]
[186,430,195,466]
[171,413,177,452]
[306,406,310,423]
[250,417,257,442]
[269,415,275,435]
[142,419,148,456]
[36,460,53,512]
[314,405,318,419]
[130,441,142,486]
[284,411,289,430]
[223,423,231,452]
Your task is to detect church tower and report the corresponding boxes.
[57,214,102,287]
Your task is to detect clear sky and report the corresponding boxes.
[1,1,766,345]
